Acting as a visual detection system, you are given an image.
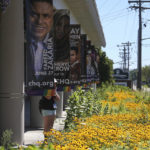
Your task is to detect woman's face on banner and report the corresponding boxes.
[96,55,100,63]
[70,50,77,64]
[29,2,53,41]
[55,16,70,40]
[86,55,91,65]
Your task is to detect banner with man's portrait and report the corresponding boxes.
[25,0,54,95]
[53,9,70,86]
[70,24,81,85]
[80,34,87,84]
[0,0,11,14]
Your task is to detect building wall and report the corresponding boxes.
[0,0,104,145]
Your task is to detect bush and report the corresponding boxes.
[64,88,102,130]
[0,129,13,150]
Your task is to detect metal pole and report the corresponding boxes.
[137,0,142,90]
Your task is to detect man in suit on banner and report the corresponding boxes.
[26,0,54,90]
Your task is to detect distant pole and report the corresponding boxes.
[137,0,142,90]
[118,42,132,72]
[127,42,130,72]
[123,46,126,71]
[128,0,143,90]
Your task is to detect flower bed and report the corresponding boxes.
[46,85,150,149]
[2,85,150,150]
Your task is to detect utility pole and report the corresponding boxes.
[122,42,132,72]
[117,44,127,71]
[117,42,132,72]
[128,0,150,90]
[138,0,142,90]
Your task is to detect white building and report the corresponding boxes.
[0,0,105,145]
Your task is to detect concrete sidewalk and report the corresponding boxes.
[24,112,67,146]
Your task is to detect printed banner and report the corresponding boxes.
[54,9,70,86]
[70,24,81,85]
[86,40,92,83]
[25,0,54,95]
[0,0,10,13]
[80,34,87,84]
[91,46,99,81]
[95,51,100,82]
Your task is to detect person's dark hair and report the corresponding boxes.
[31,0,53,5]
[53,9,70,62]
[71,47,78,55]
[54,10,69,25]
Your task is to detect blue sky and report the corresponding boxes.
[95,0,150,70]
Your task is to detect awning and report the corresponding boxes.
[64,0,106,47]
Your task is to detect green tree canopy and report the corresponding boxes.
[97,48,114,84]
[142,65,150,83]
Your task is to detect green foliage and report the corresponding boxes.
[97,83,132,99]
[25,143,55,150]
[134,90,150,104]
[142,65,150,83]
[130,65,150,85]
[0,129,13,150]
[98,49,114,84]
[103,103,109,115]
[64,88,102,130]
[129,69,137,81]
[0,146,5,150]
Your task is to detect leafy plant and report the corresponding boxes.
[103,103,109,115]
[64,88,102,130]
[0,129,13,150]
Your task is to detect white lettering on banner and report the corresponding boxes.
[54,63,69,71]
[70,28,80,34]
[57,79,70,84]
[28,80,53,87]
[70,35,80,39]
[43,37,53,71]
[35,71,47,76]
[70,26,80,47]
[48,71,53,75]
[28,80,40,87]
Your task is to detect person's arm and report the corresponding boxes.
[54,91,60,101]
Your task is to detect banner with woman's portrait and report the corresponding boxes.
[91,46,99,81]
[70,24,81,85]
[80,34,87,84]
[86,40,93,83]
[95,51,100,82]
[53,9,70,86]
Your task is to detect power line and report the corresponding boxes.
[101,8,128,18]
[101,0,123,18]
[128,0,150,89]
[102,10,133,22]
[103,12,135,27]
[117,42,133,72]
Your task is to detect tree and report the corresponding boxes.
[142,65,150,83]
[129,69,137,81]
[97,48,114,84]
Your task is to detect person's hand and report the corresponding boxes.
[44,95,52,100]
[54,92,60,101]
